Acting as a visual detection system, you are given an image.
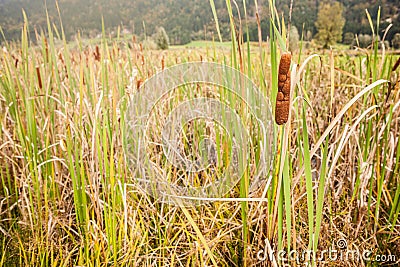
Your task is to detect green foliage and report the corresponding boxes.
[170,26,191,45]
[315,1,345,48]
[154,27,169,50]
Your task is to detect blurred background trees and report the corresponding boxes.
[314,1,345,48]
[154,27,169,50]
[0,0,398,47]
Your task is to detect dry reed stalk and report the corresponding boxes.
[392,56,400,72]
[275,52,291,125]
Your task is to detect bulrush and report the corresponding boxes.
[137,79,143,90]
[36,66,42,89]
[94,45,100,61]
[44,37,49,62]
[275,52,291,125]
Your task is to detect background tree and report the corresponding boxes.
[356,33,372,48]
[343,32,355,45]
[289,25,300,52]
[314,1,345,48]
[392,33,400,49]
[155,27,169,50]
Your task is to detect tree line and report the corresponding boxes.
[0,0,399,48]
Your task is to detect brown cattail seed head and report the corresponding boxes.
[36,66,42,89]
[279,53,291,75]
[94,45,100,61]
[137,79,143,90]
[275,99,289,125]
[275,52,292,125]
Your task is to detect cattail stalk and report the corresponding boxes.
[392,56,400,72]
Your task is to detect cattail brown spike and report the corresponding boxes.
[94,45,100,61]
[44,37,49,62]
[12,55,19,68]
[36,66,42,89]
[137,79,143,90]
[275,52,292,125]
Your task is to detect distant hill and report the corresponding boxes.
[0,0,399,44]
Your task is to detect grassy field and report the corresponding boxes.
[1,4,400,267]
